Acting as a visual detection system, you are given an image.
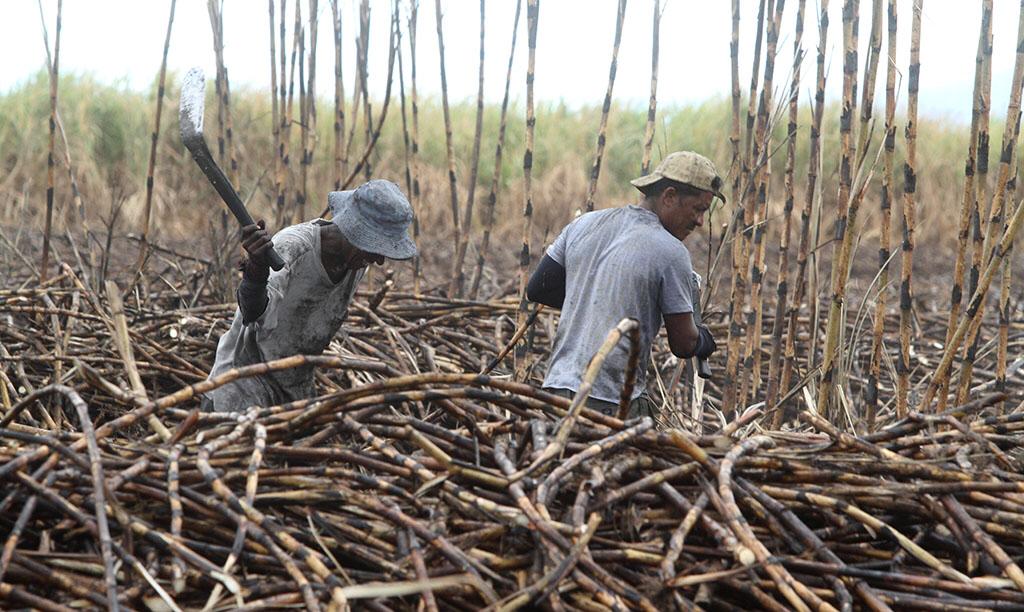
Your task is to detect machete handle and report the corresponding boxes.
[697,357,712,379]
[184,137,285,271]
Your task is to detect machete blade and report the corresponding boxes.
[179,68,206,148]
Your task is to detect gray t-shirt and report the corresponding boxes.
[543,205,694,403]
[205,221,364,412]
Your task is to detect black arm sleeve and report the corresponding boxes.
[526,254,567,309]
[237,260,270,324]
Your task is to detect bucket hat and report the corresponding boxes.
[630,151,726,202]
[328,180,418,260]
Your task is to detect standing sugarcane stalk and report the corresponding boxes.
[517,0,540,335]
[208,0,238,189]
[765,0,805,421]
[854,0,883,170]
[136,0,177,276]
[299,0,318,221]
[922,191,1024,411]
[995,250,1011,407]
[963,0,1024,414]
[826,0,884,421]
[957,11,993,406]
[330,0,345,190]
[287,2,303,224]
[817,0,861,420]
[344,0,370,178]
[275,0,289,228]
[640,0,662,175]
[269,0,281,220]
[297,24,307,222]
[337,5,398,190]
[435,0,461,284]
[39,0,61,284]
[471,0,523,300]
[450,0,487,298]
[276,0,301,228]
[584,0,628,214]
[358,1,373,180]
[728,0,740,204]
[723,0,767,415]
[939,0,992,413]
[408,1,422,294]
[740,0,785,408]
[866,0,898,430]
[896,0,922,418]
[843,0,884,423]
[779,0,829,421]
[397,1,412,217]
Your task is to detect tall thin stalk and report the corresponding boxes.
[283,0,302,225]
[939,0,991,412]
[208,0,238,188]
[270,0,281,217]
[276,0,289,227]
[818,0,864,419]
[358,0,373,180]
[922,192,1024,411]
[740,0,784,408]
[896,0,922,417]
[518,0,540,328]
[471,0,523,299]
[344,0,371,178]
[584,0,628,213]
[297,23,307,219]
[728,0,740,204]
[995,249,1011,407]
[39,0,61,284]
[957,4,994,406]
[299,0,318,220]
[408,1,422,293]
[779,0,829,420]
[330,0,345,190]
[338,6,398,189]
[866,0,898,430]
[723,0,768,415]
[435,0,461,277]
[450,0,487,298]
[137,0,177,273]
[640,0,662,175]
[765,0,805,421]
[397,1,412,202]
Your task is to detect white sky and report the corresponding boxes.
[1,1,1020,124]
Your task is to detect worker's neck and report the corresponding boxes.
[638,196,658,213]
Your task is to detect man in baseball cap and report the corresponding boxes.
[526,151,720,421]
[203,179,417,412]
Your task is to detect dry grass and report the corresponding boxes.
[1,72,1015,278]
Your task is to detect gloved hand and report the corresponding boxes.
[240,219,272,282]
[694,324,717,359]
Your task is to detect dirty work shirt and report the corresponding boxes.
[205,222,364,412]
[543,205,694,403]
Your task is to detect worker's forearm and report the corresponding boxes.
[237,261,270,324]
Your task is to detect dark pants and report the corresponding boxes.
[547,388,658,420]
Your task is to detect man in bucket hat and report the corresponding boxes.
[526,151,722,420]
[203,179,416,412]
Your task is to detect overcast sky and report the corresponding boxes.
[1,1,1020,124]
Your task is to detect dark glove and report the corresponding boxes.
[694,324,717,359]
[240,219,272,282]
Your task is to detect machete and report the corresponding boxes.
[180,67,285,271]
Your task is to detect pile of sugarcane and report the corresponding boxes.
[1,266,1023,611]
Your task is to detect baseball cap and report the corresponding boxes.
[630,151,726,202]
